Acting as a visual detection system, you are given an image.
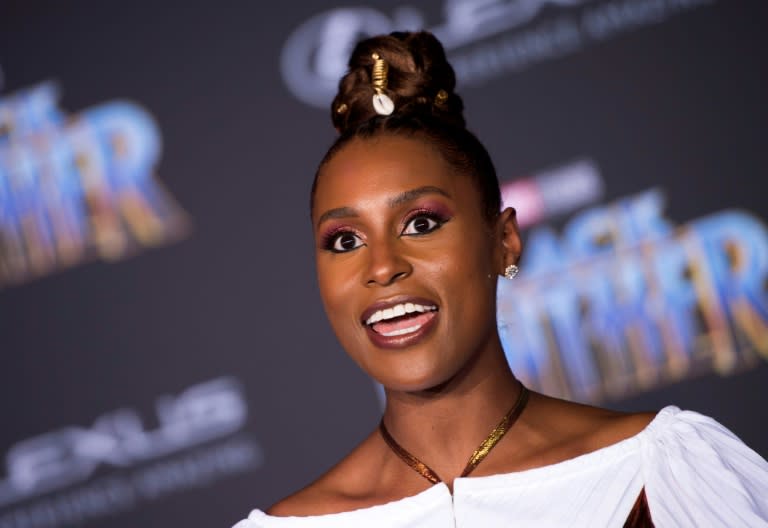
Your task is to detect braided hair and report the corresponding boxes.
[312,31,501,223]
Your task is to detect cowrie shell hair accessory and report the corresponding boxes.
[371,52,394,116]
[504,264,519,280]
[372,93,394,115]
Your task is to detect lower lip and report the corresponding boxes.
[364,311,439,349]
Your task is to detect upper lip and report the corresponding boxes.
[360,295,439,326]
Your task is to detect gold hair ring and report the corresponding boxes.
[371,52,394,115]
[435,89,449,106]
[336,103,348,114]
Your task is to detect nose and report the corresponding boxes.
[365,240,412,287]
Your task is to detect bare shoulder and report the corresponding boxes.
[515,392,657,467]
[266,429,397,517]
[536,392,655,437]
[267,486,336,517]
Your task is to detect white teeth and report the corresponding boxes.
[365,302,437,325]
[379,324,423,337]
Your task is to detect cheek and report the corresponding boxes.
[438,233,498,322]
[435,226,495,280]
[317,260,343,307]
[316,257,359,329]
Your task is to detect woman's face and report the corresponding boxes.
[313,134,518,392]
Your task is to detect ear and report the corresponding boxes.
[494,207,522,274]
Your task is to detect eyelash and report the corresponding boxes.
[402,208,449,235]
[321,209,449,254]
[321,226,362,253]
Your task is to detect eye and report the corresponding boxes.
[402,214,442,235]
[329,232,363,253]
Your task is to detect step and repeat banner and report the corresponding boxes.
[1,1,766,526]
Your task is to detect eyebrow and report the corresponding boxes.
[316,206,359,227]
[315,186,452,228]
[387,186,451,207]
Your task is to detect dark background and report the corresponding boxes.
[1,1,766,527]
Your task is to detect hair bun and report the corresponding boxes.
[331,31,465,133]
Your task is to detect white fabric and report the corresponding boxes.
[233,406,768,527]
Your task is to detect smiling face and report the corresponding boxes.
[313,134,519,392]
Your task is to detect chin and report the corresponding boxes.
[357,336,490,395]
[372,363,459,395]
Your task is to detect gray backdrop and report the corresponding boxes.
[1,1,766,527]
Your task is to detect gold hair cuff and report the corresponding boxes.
[371,52,394,115]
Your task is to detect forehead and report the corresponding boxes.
[314,135,474,214]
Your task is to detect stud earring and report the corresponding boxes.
[504,264,519,280]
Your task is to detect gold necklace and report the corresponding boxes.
[379,385,530,484]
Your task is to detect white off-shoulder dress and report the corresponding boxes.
[233,406,768,527]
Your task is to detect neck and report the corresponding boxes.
[380,342,522,484]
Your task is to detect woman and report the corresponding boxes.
[235,31,768,527]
